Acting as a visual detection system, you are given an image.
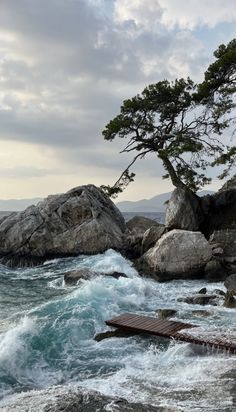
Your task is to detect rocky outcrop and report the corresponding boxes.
[126,216,158,233]
[0,185,126,266]
[124,216,160,259]
[165,188,203,231]
[140,229,212,281]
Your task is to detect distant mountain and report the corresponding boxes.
[0,198,42,211]
[116,190,215,213]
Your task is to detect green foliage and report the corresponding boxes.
[102,40,236,197]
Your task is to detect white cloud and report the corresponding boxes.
[159,0,236,29]
[0,0,235,199]
[115,0,236,30]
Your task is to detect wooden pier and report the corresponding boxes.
[106,313,236,354]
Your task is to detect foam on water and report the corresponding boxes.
[0,249,235,411]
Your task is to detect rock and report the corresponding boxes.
[1,385,177,412]
[201,189,236,236]
[197,287,207,294]
[106,271,128,279]
[64,269,93,285]
[220,176,236,191]
[224,274,236,295]
[213,289,226,297]
[123,231,144,259]
[209,230,236,257]
[224,291,236,308]
[141,225,165,254]
[94,329,135,342]
[179,294,217,305]
[126,216,158,233]
[165,188,203,231]
[205,259,228,281]
[212,247,224,256]
[0,185,125,266]
[155,309,177,319]
[191,310,211,317]
[140,230,212,281]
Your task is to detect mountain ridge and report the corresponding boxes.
[116,190,214,212]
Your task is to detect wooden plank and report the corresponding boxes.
[105,313,236,354]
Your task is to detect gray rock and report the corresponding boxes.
[106,271,128,279]
[191,310,211,317]
[219,176,236,191]
[64,269,93,285]
[224,291,236,308]
[1,386,177,412]
[224,274,236,295]
[197,287,207,294]
[205,259,228,281]
[155,309,177,319]
[0,185,125,266]
[141,225,165,254]
[141,230,212,281]
[179,294,217,305]
[201,189,236,236]
[165,188,202,231]
[126,216,158,233]
[209,230,236,257]
[94,329,135,342]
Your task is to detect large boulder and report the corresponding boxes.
[126,216,158,233]
[140,229,212,281]
[0,185,126,266]
[165,188,202,231]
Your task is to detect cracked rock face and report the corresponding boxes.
[141,229,212,281]
[0,185,125,266]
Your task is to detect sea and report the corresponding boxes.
[0,212,235,411]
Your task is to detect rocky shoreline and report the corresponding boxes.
[0,180,236,309]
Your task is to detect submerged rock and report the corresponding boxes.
[155,309,177,319]
[0,386,177,412]
[0,185,125,267]
[140,229,212,281]
[179,294,218,306]
[64,269,93,285]
[94,329,135,342]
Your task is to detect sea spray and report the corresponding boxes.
[0,249,235,411]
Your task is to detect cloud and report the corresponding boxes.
[0,0,235,199]
[115,0,236,30]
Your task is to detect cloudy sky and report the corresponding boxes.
[0,0,236,201]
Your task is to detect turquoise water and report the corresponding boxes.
[0,249,235,411]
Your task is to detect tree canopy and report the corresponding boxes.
[101,39,236,198]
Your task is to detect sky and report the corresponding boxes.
[0,0,236,201]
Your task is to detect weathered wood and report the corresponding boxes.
[106,313,236,354]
